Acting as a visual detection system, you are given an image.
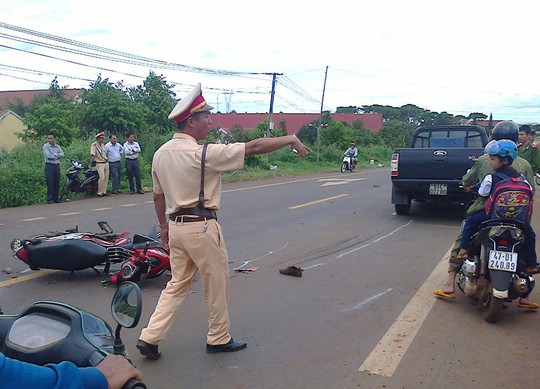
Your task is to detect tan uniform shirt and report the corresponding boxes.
[90,142,108,163]
[152,133,245,215]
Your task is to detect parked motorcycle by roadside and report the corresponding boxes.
[0,281,146,388]
[456,219,535,323]
[340,155,356,173]
[58,158,99,201]
[10,221,170,285]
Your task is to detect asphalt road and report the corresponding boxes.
[1,168,539,389]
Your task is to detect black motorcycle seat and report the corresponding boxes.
[29,239,108,271]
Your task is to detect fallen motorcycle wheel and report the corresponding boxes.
[485,295,503,323]
[58,184,71,202]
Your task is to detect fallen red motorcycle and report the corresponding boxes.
[10,221,170,285]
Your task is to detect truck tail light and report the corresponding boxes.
[391,153,399,176]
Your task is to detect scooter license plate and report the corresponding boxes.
[488,250,518,272]
[429,183,447,195]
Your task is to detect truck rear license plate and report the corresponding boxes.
[429,183,447,195]
[488,250,518,272]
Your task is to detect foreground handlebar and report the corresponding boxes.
[124,378,147,389]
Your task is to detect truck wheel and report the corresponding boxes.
[395,201,411,215]
[485,295,503,323]
[341,162,348,173]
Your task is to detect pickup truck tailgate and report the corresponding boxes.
[394,148,481,180]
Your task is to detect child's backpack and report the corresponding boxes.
[485,172,534,222]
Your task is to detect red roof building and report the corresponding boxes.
[210,113,383,135]
[0,89,82,111]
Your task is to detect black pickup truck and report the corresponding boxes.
[390,125,489,215]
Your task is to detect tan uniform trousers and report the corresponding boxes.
[96,162,109,195]
[140,218,232,346]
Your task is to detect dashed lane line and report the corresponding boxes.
[93,207,112,211]
[287,194,348,210]
[0,269,59,288]
[121,203,138,207]
[59,212,81,216]
[21,217,47,222]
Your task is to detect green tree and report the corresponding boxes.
[21,98,79,145]
[468,112,487,122]
[129,71,177,135]
[20,78,79,145]
[78,76,146,138]
[379,119,411,149]
[296,122,318,144]
[320,120,353,150]
[6,98,26,117]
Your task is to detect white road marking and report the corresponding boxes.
[359,247,451,377]
[93,207,112,211]
[232,243,289,271]
[287,194,348,210]
[21,217,46,222]
[59,212,81,216]
[340,288,393,312]
[121,203,138,207]
[319,178,367,187]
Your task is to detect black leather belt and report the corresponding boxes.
[169,206,217,220]
[169,215,212,223]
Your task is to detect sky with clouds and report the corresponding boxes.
[1,0,539,123]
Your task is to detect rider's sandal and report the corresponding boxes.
[517,301,540,309]
[434,289,455,299]
[524,264,540,275]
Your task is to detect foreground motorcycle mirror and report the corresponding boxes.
[111,281,142,329]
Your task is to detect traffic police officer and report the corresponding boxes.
[137,83,310,359]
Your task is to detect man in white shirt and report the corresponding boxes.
[123,132,143,194]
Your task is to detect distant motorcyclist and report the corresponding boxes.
[344,142,358,167]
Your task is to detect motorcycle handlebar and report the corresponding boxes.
[90,352,146,389]
[124,379,147,389]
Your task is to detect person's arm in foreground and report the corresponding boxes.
[0,353,142,389]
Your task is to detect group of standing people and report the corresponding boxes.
[89,132,144,197]
[43,131,144,202]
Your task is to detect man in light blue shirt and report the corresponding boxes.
[105,134,124,194]
[42,132,64,203]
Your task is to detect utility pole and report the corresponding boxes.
[267,73,278,138]
[317,66,329,162]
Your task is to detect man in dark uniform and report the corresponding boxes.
[136,83,310,360]
[518,124,540,173]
